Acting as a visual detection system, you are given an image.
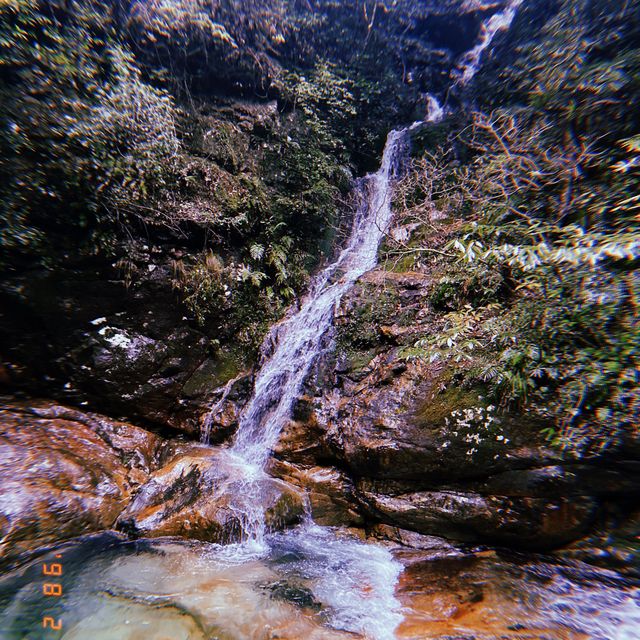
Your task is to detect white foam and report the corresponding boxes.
[457,0,525,84]
[426,94,445,122]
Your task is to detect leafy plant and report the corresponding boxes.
[393,0,640,454]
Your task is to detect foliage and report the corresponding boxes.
[68,45,180,215]
[429,220,639,450]
[174,249,288,355]
[277,61,357,155]
[0,0,363,333]
[175,251,231,327]
[393,0,640,455]
[128,0,236,48]
[0,0,181,255]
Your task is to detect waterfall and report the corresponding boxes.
[196,127,413,639]
[207,0,525,548]
[230,127,412,468]
[420,3,524,127]
[456,0,524,84]
[202,127,413,547]
[426,93,445,123]
[198,129,411,518]
[197,12,526,636]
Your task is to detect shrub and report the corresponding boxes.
[68,45,180,216]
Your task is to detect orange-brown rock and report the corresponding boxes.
[116,446,305,541]
[269,459,364,527]
[0,399,163,567]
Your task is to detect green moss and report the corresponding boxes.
[181,348,244,398]
[415,385,485,427]
[341,348,377,374]
[382,254,418,273]
[336,285,404,350]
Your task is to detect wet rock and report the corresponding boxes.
[69,317,220,437]
[269,460,364,527]
[358,269,431,291]
[268,266,636,550]
[117,446,305,542]
[472,464,640,498]
[357,484,597,549]
[395,544,640,639]
[262,580,322,611]
[556,505,640,577]
[198,372,254,445]
[0,254,249,437]
[321,355,559,483]
[0,399,162,567]
[60,596,209,640]
[274,408,334,467]
[368,524,468,558]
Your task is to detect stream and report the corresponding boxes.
[1,530,638,639]
[1,2,639,638]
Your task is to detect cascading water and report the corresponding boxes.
[192,127,414,639]
[219,0,531,483]
[231,127,411,468]
[456,0,525,84]
[194,7,530,636]
[425,94,445,123]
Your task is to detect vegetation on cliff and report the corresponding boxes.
[0,0,439,361]
[386,0,639,453]
[1,0,637,456]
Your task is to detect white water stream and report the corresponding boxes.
[195,127,414,639]
[421,1,526,127]
[456,0,525,84]
[425,94,445,123]
[194,5,529,638]
[231,127,411,467]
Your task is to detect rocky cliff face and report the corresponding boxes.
[265,215,640,552]
[1,1,508,438]
[1,0,638,573]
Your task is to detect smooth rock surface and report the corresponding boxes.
[358,484,597,547]
[117,445,306,542]
[0,399,162,566]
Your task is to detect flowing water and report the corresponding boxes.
[197,126,415,568]
[3,3,638,638]
[456,0,525,85]
[172,125,415,638]
[231,126,411,467]
[1,532,638,640]
[425,94,444,123]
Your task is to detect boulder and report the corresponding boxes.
[357,483,597,548]
[117,446,305,542]
[0,399,162,567]
[269,459,364,527]
[0,255,250,438]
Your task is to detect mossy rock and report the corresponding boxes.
[181,349,244,398]
[265,490,305,531]
[415,384,486,428]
